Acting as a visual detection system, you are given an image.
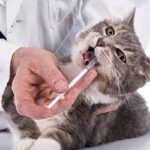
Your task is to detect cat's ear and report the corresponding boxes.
[124,8,136,27]
[142,57,150,82]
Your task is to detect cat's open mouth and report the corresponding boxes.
[82,46,95,65]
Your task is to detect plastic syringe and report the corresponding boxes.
[47,58,98,109]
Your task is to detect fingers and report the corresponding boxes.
[15,100,49,119]
[11,48,74,119]
[63,88,80,107]
[46,69,97,111]
[12,82,53,119]
[37,64,69,93]
[12,70,48,119]
[73,69,97,91]
[63,69,97,103]
[47,69,97,112]
[45,88,80,115]
[13,48,69,93]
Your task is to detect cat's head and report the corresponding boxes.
[72,9,150,97]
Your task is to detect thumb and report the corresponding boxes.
[38,64,69,93]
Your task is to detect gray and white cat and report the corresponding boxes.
[2,9,150,150]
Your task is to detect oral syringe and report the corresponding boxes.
[47,58,98,109]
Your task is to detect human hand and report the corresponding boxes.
[11,48,97,119]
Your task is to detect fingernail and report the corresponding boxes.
[55,80,68,91]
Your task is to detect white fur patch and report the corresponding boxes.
[31,138,61,150]
[36,112,67,133]
[84,83,117,104]
[15,138,35,150]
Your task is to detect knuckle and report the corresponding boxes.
[47,68,63,83]
[50,68,60,78]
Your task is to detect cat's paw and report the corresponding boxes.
[14,138,36,150]
[31,138,61,150]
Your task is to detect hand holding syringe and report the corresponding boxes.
[47,58,98,109]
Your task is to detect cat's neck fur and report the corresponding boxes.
[59,60,116,105]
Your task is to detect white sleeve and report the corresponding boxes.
[0,39,20,111]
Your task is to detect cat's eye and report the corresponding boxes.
[115,48,126,63]
[105,26,115,36]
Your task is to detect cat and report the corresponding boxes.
[2,9,150,150]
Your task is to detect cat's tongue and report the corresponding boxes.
[82,51,94,65]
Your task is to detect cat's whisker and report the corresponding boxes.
[111,67,122,104]
[111,67,133,109]
[102,53,116,83]
[102,52,111,65]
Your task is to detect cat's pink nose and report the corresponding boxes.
[97,38,105,47]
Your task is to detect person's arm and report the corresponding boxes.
[0,35,20,111]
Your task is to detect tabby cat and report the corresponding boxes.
[2,9,150,150]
